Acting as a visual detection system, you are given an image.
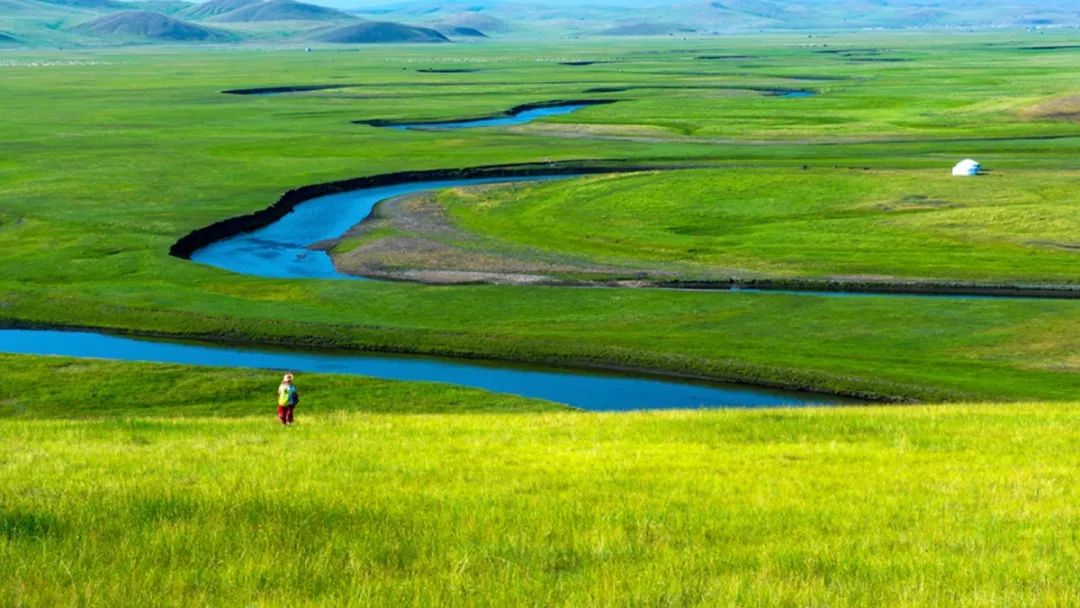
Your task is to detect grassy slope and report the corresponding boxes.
[432,168,1080,285]
[0,36,1077,402]
[1,357,1078,606]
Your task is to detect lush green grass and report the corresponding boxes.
[0,36,1077,404]
[0,354,561,418]
[3,33,1079,608]
[431,167,1080,285]
[2,356,1077,606]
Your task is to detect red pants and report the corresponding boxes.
[277,405,294,424]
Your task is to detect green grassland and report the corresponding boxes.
[414,167,1080,285]
[0,34,1078,405]
[3,34,1080,606]
[2,356,1078,606]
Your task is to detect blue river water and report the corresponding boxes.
[0,329,847,411]
[191,176,563,279]
[384,104,593,130]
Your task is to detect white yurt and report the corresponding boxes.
[952,159,981,176]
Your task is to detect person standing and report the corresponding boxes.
[277,373,299,425]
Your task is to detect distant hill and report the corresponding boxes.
[435,25,486,37]
[0,0,38,12]
[36,0,127,9]
[597,22,690,35]
[72,10,235,41]
[315,21,449,43]
[181,0,260,19]
[211,0,352,22]
[4,0,1080,46]
[355,0,1080,34]
[129,0,192,15]
[658,0,1080,30]
[431,13,512,33]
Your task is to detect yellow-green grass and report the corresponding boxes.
[431,167,1080,285]
[2,356,1078,606]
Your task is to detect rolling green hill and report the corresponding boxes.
[356,0,1080,36]
[72,9,235,41]
[128,0,191,13]
[210,0,353,22]
[4,0,1078,46]
[180,0,258,18]
[315,20,448,42]
[0,0,456,44]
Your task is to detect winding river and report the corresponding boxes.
[5,93,1049,410]
[353,100,616,130]
[191,175,566,279]
[0,329,846,411]
[22,97,852,410]
[380,104,601,130]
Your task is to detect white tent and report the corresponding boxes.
[952,159,981,176]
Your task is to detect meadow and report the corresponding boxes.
[0,34,1077,402]
[2,357,1079,606]
[1,33,1079,605]
[348,167,1080,286]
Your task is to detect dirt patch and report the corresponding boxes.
[379,270,555,285]
[1022,94,1080,122]
[1027,240,1080,251]
[516,121,678,140]
[325,191,673,285]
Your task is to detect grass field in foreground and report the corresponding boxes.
[2,357,1078,606]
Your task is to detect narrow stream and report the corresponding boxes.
[0,329,848,411]
[382,104,597,130]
